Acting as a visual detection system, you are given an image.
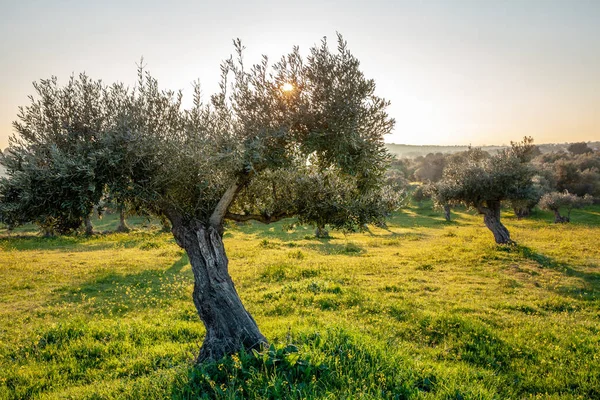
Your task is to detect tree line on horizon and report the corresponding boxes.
[385,141,600,159]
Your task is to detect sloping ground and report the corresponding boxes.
[0,206,599,399]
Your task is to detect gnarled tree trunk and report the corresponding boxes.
[84,215,94,236]
[172,221,267,362]
[443,204,451,222]
[478,200,512,244]
[115,206,130,232]
[553,210,570,223]
[315,224,329,238]
[513,207,530,220]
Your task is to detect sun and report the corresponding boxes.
[281,82,294,92]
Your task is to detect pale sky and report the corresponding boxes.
[1,0,599,149]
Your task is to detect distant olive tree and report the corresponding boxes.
[435,138,537,244]
[509,174,552,219]
[533,149,600,199]
[539,191,593,223]
[413,152,446,183]
[0,35,394,361]
[429,183,452,222]
[567,142,593,155]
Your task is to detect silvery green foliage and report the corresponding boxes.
[508,174,553,218]
[434,138,537,211]
[229,165,401,232]
[413,153,446,183]
[539,191,593,222]
[533,151,600,198]
[0,75,113,232]
[1,34,394,231]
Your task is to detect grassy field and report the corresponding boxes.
[0,204,599,399]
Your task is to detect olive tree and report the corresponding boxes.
[508,174,552,219]
[434,138,536,244]
[539,191,593,223]
[567,142,593,155]
[0,75,113,235]
[0,35,394,361]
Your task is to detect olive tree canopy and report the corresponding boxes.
[539,191,593,223]
[0,35,394,361]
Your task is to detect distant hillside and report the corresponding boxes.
[386,141,600,159]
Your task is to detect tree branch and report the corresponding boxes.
[209,183,240,229]
[476,205,490,215]
[224,211,293,224]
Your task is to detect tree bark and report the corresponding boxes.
[553,210,569,223]
[315,224,329,238]
[115,206,130,232]
[478,201,513,244]
[84,215,94,236]
[513,207,530,220]
[172,221,267,362]
[443,204,451,222]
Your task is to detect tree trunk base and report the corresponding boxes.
[315,225,329,238]
[115,208,130,232]
[479,201,514,245]
[514,207,530,220]
[115,225,130,233]
[443,205,451,222]
[172,223,268,363]
[196,332,267,363]
[84,217,94,236]
[554,211,570,223]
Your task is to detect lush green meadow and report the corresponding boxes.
[1,204,599,399]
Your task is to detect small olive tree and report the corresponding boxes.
[434,138,537,244]
[0,35,394,361]
[539,191,593,223]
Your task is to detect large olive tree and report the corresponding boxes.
[0,35,394,361]
[434,138,537,244]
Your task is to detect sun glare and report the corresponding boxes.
[282,82,294,92]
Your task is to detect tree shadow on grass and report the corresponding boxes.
[305,241,366,256]
[226,218,318,243]
[510,245,600,301]
[0,230,170,252]
[0,235,81,251]
[387,208,467,230]
[226,209,466,242]
[524,206,600,227]
[52,253,193,316]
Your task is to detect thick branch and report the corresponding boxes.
[224,211,293,224]
[476,205,489,215]
[209,183,240,229]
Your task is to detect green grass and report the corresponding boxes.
[1,206,599,399]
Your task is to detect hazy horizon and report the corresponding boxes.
[1,0,599,150]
